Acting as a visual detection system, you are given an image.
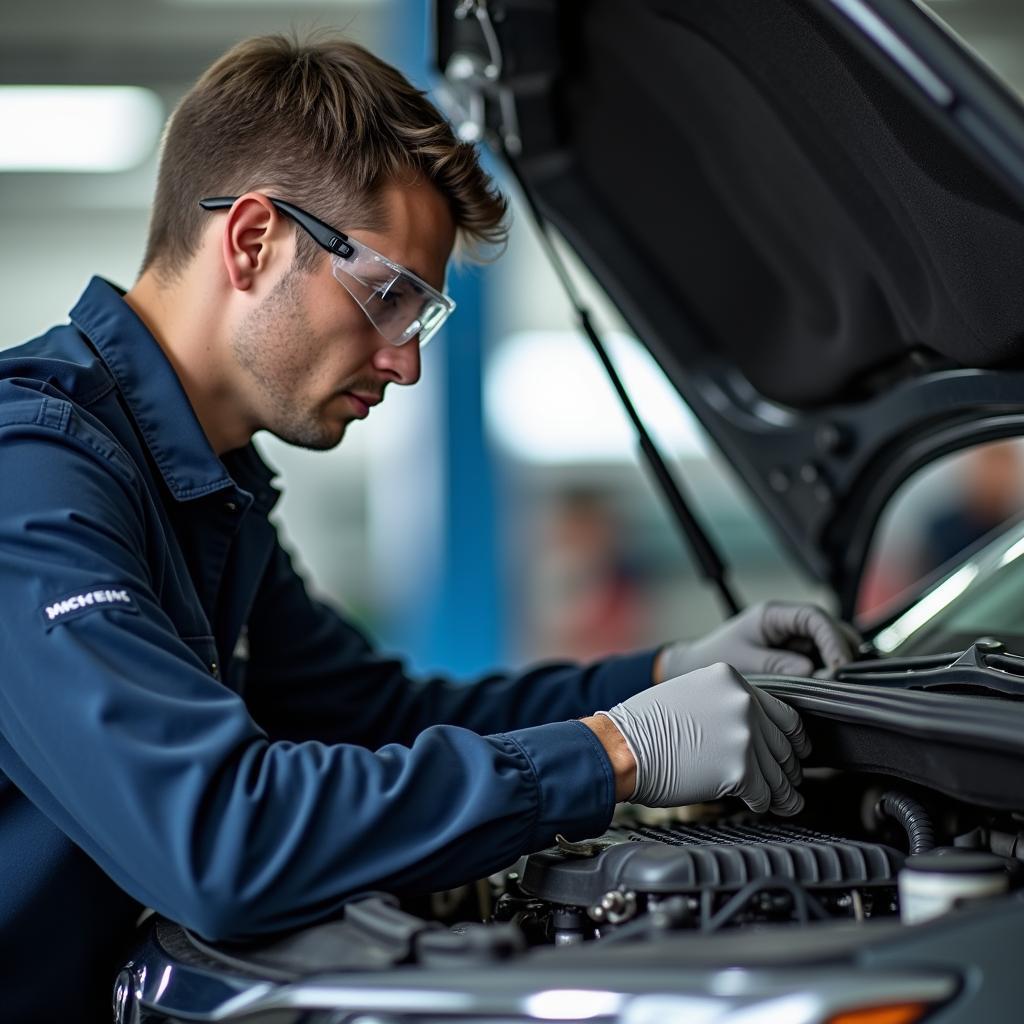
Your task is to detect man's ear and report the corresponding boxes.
[220,193,291,292]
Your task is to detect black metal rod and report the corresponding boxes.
[504,160,741,617]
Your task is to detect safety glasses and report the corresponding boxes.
[199,195,456,347]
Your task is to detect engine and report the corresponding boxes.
[494,819,904,945]
[117,777,1024,1024]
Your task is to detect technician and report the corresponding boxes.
[0,35,852,1018]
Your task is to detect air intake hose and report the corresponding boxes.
[876,791,936,855]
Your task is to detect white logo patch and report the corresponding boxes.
[41,587,138,629]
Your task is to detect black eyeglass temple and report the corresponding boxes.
[198,196,354,259]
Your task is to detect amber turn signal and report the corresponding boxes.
[826,1002,933,1024]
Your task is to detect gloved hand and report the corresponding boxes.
[656,601,855,681]
[595,662,811,814]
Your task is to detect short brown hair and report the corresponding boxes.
[141,32,508,280]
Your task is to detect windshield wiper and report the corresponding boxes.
[834,640,1024,699]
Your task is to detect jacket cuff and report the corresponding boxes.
[502,719,616,850]
[588,648,659,711]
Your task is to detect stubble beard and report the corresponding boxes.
[230,266,343,451]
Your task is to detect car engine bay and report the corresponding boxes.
[166,768,1023,980]
[117,642,1024,1022]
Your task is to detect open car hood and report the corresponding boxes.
[435,0,1024,614]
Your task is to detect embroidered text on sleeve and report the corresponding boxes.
[41,587,139,630]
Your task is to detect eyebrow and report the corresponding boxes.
[367,261,435,290]
[341,230,434,286]
[389,258,442,291]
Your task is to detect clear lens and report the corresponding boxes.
[331,250,454,347]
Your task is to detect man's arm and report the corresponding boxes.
[243,537,656,749]
[0,401,619,941]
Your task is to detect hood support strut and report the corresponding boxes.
[510,168,743,618]
[443,0,742,618]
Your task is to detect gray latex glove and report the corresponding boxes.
[657,601,855,681]
[596,662,811,814]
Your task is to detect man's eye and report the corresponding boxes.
[374,284,405,305]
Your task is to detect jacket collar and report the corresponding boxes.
[70,276,279,511]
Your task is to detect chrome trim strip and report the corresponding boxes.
[826,0,955,106]
[209,971,957,1021]
[126,933,958,1024]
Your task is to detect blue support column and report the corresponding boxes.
[376,2,504,677]
[430,265,504,675]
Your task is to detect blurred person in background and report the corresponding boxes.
[921,441,1024,572]
[533,488,650,661]
[0,33,854,1017]
[858,440,1024,618]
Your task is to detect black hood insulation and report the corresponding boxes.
[561,0,1024,407]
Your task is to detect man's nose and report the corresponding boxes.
[371,335,422,386]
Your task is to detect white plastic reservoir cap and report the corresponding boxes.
[898,851,1008,925]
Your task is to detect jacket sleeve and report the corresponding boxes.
[244,534,657,750]
[0,396,618,942]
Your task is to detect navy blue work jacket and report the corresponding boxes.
[0,277,655,1020]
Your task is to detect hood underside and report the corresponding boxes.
[569,1,1024,406]
[437,0,1024,610]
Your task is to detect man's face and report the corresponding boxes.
[230,178,456,450]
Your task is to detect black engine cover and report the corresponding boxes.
[521,824,904,906]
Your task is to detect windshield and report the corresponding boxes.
[871,518,1024,657]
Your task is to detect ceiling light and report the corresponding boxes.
[0,86,163,172]
[484,330,708,464]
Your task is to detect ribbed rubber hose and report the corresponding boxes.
[876,791,936,854]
